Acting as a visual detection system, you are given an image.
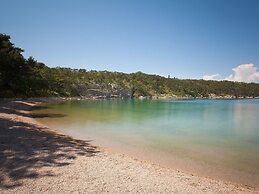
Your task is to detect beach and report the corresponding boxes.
[0,99,258,194]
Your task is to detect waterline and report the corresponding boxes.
[34,99,259,187]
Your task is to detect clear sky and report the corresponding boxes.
[1,0,259,81]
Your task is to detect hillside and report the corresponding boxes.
[1,33,259,99]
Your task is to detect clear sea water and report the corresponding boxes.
[34,99,259,187]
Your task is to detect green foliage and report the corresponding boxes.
[0,34,27,96]
[1,33,259,98]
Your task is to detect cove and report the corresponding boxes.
[33,99,259,188]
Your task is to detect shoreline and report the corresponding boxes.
[58,130,259,190]
[0,98,258,193]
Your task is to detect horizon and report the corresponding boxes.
[1,0,259,83]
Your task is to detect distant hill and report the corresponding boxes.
[1,33,259,99]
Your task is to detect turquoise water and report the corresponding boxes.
[34,99,259,187]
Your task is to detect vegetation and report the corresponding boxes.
[1,33,259,98]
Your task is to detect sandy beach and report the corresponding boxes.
[0,99,258,194]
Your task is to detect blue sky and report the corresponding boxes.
[1,0,259,81]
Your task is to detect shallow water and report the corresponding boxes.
[34,99,259,187]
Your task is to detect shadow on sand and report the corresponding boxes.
[0,101,66,119]
[0,100,99,189]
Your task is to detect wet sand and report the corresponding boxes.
[0,99,258,193]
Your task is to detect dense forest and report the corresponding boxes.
[1,33,259,99]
